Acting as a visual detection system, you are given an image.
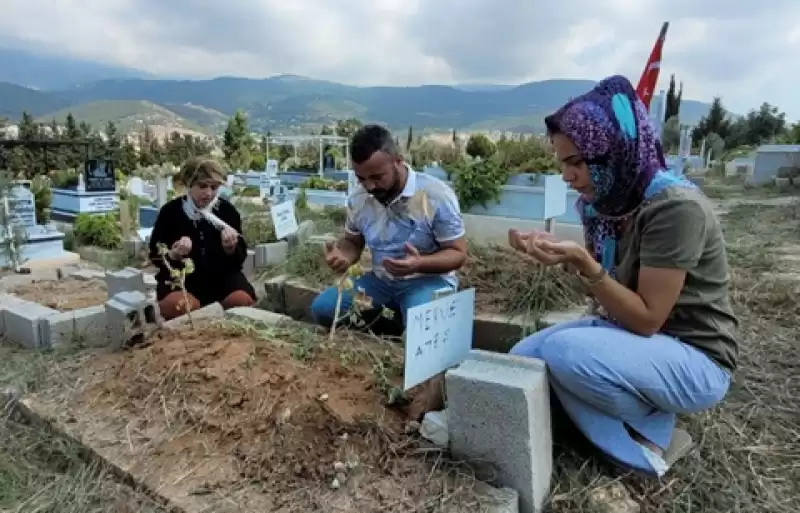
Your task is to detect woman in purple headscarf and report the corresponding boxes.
[508,75,738,477]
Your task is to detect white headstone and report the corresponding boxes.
[7,185,36,229]
[403,288,476,390]
[128,177,145,197]
[226,175,235,187]
[77,173,86,192]
[542,175,567,220]
[265,159,279,178]
[270,200,298,240]
[155,176,169,207]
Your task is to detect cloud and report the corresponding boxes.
[0,0,797,118]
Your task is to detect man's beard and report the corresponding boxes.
[370,168,399,203]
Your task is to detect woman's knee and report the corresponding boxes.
[310,287,339,325]
[221,290,255,309]
[159,291,201,320]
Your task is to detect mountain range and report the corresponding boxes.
[0,48,713,136]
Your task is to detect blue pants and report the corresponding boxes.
[510,316,731,475]
[311,272,454,328]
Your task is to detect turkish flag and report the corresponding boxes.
[636,22,669,109]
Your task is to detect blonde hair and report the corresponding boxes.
[174,157,226,189]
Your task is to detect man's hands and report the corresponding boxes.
[169,236,192,259]
[324,241,353,273]
[382,242,422,277]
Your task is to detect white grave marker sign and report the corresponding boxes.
[7,185,37,229]
[403,288,475,390]
[265,159,279,178]
[270,200,298,240]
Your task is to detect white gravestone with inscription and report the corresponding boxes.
[270,200,298,240]
[7,186,37,230]
[265,159,279,178]
[403,288,476,390]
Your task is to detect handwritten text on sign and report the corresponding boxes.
[270,200,299,240]
[403,288,475,390]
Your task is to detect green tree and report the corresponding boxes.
[664,74,683,122]
[406,126,413,150]
[465,133,496,159]
[661,116,681,153]
[692,97,732,144]
[223,111,252,166]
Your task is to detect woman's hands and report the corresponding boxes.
[221,227,238,252]
[169,236,192,259]
[508,229,596,275]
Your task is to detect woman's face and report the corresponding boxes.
[551,133,594,200]
[189,180,221,208]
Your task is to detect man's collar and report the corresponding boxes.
[398,165,417,201]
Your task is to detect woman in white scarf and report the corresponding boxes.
[148,157,257,320]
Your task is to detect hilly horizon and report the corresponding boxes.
[0,48,714,136]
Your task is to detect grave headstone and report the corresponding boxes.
[403,288,476,390]
[128,177,146,197]
[542,175,568,233]
[84,159,117,192]
[155,176,169,207]
[270,200,298,240]
[6,185,37,230]
[265,159,279,178]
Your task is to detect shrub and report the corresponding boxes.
[300,177,347,191]
[51,169,79,189]
[466,134,496,159]
[73,213,122,250]
[452,159,510,211]
[30,176,51,224]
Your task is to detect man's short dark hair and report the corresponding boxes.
[350,124,399,164]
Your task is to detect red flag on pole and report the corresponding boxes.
[636,22,669,109]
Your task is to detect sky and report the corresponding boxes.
[1,0,798,119]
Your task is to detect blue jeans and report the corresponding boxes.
[311,272,454,328]
[510,316,731,475]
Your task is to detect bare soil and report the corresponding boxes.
[10,277,108,311]
[23,323,487,512]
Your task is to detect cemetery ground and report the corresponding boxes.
[0,195,798,512]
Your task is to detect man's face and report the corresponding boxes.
[353,151,403,203]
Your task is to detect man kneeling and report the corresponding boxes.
[311,124,468,329]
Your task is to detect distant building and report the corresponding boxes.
[748,144,800,185]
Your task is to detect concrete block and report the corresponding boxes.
[163,302,225,330]
[104,268,147,298]
[283,280,318,322]
[446,350,551,513]
[307,234,337,246]
[143,273,157,289]
[254,241,289,268]
[419,410,448,447]
[40,306,108,348]
[123,238,144,257]
[0,293,30,333]
[262,274,288,313]
[2,300,59,348]
[104,291,162,349]
[225,306,292,325]
[243,249,256,277]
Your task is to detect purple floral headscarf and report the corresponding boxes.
[544,75,695,276]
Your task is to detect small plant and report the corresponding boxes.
[50,168,80,189]
[452,159,510,211]
[156,242,196,327]
[73,213,122,250]
[30,176,51,224]
[300,176,348,191]
[329,263,394,340]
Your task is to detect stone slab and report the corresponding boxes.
[224,306,292,326]
[40,305,108,348]
[105,268,147,298]
[446,350,552,513]
[69,269,108,281]
[163,302,225,330]
[18,252,81,271]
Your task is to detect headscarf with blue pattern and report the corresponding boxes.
[544,75,698,277]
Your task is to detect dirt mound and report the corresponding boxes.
[10,277,108,311]
[74,324,477,511]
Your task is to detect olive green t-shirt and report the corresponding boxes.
[615,186,739,371]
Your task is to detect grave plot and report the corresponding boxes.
[7,275,108,311]
[17,321,509,513]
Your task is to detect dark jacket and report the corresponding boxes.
[148,197,248,293]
